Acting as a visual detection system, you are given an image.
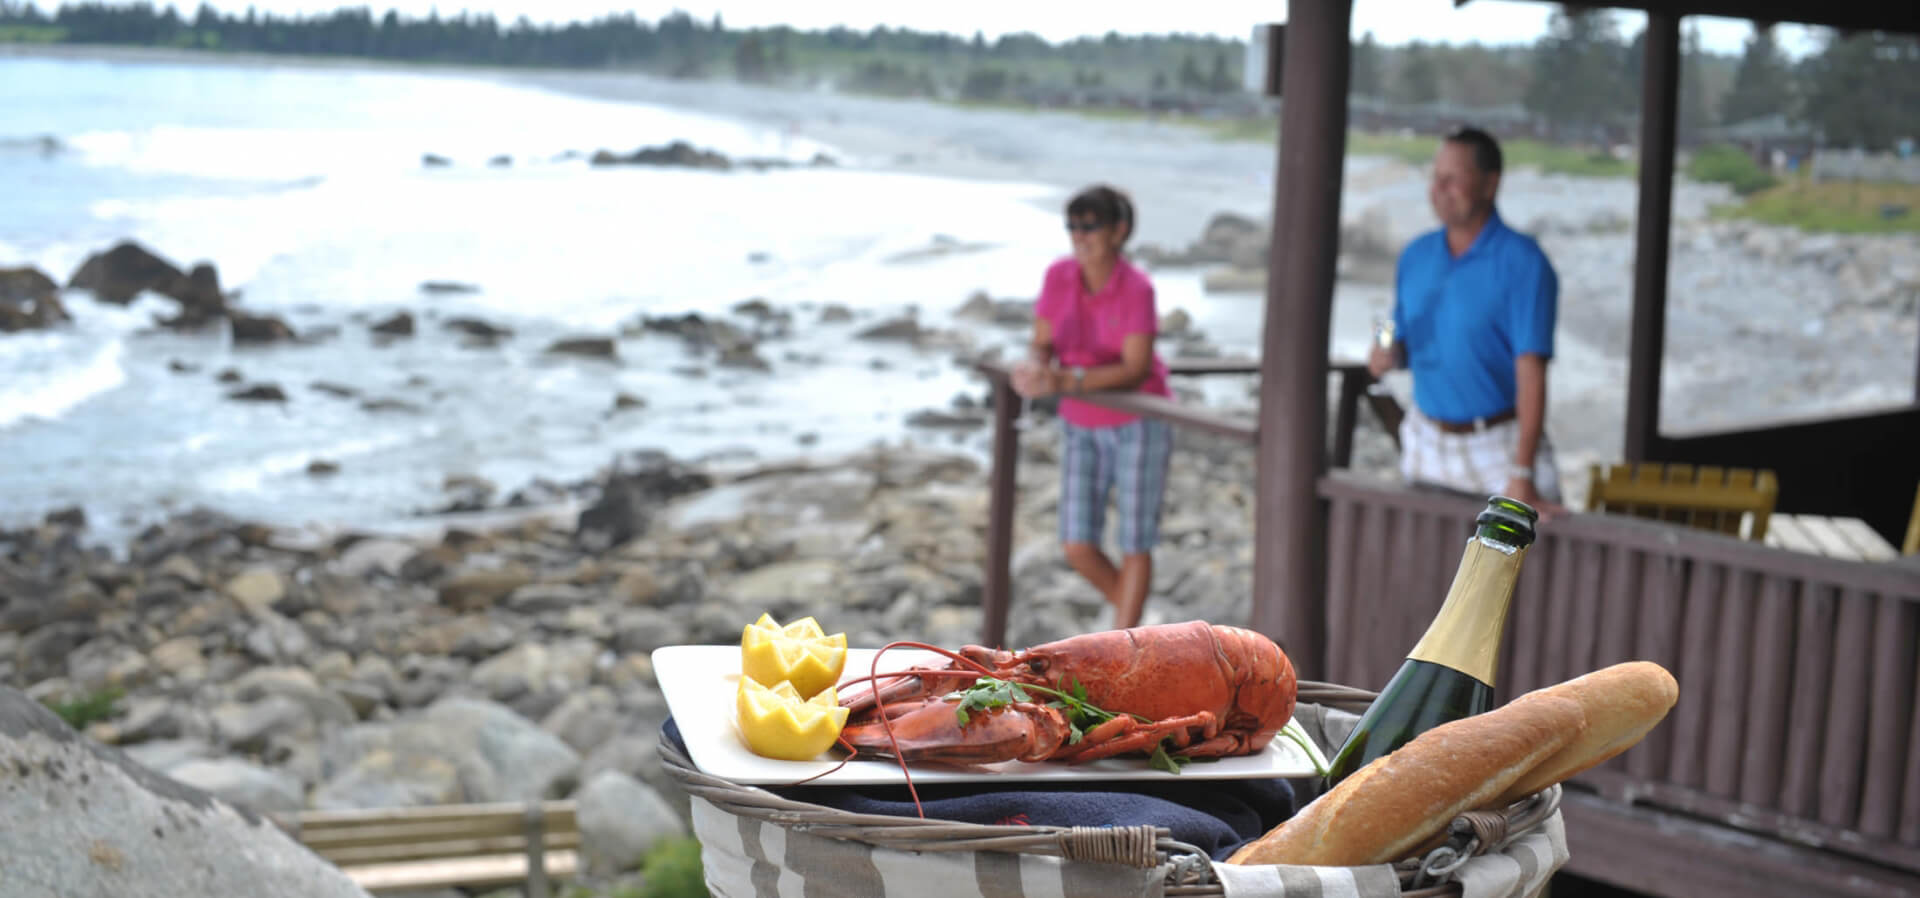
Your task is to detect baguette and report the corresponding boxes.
[1226,693,1586,867]
[1490,661,1678,806]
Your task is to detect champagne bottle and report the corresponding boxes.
[1323,496,1538,786]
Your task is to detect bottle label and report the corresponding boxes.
[1405,535,1528,685]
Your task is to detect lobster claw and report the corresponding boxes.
[840,700,1072,765]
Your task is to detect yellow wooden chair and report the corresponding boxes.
[1904,482,1919,556]
[1586,462,1780,541]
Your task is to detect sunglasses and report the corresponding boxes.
[1065,219,1110,234]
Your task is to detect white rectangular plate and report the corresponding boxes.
[652,644,1329,786]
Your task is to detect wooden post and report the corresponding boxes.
[1252,0,1351,681]
[1625,11,1681,462]
[524,801,549,898]
[980,376,1021,647]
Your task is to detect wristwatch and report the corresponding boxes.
[1071,367,1087,392]
[1506,462,1535,481]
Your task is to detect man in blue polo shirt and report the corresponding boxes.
[1368,127,1564,509]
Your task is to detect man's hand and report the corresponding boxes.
[1367,341,1397,378]
[1503,477,1568,521]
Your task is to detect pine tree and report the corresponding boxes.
[1525,5,1631,141]
[1800,31,1920,151]
[1351,30,1383,98]
[1720,22,1791,126]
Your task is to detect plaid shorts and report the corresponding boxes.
[1399,407,1563,503]
[1059,418,1173,554]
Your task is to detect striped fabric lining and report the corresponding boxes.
[691,797,1169,898]
[691,796,1566,898]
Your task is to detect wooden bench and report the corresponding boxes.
[276,800,579,897]
[1586,462,1779,541]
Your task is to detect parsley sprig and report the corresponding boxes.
[949,676,1191,774]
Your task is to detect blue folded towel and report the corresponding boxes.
[665,718,1296,861]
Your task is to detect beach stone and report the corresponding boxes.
[227,383,288,402]
[319,698,579,809]
[224,568,286,612]
[612,392,646,411]
[723,558,841,605]
[540,686,619,754]
[0,266,69,332]
[546,336,617,359]
[66,240,190,305]
[148,636,207,679]
[443,316,512,340]
[505,582,595,614]
[438,565,534,611]
[611,566,662,604]
[576,770,687,875]
[419,280,478,294]
[0,686,372,897]
[335,538,418,579]
[121,738,217,774]
[855,316,921,342]
[231,667,356,727]
[213,696,312,753]
[229,312,296,343]
[67,639,151,693]
[166,758,304,815]
[371,311,415,336]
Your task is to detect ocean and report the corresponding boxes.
[0,52,1091,542]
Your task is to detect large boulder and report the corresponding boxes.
[67,243,226,325]
[314,697,580,811]
[0,266,70,333]
[0,686,371,898]
[574,770,686,875]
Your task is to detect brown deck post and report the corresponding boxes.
[1624,11,1681,462]
[980,375,1021,647]
[1252,0,1351,680]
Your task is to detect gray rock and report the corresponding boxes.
[540,686,619,754]
[313,746,464,810]
[505,582,595,614]
[230,667,358,728]
[122,738,217,774]
[335,538,419,579]
[315,698,580,810]
[575,770,687,875]
[0,686,371,898]
[213,696,312,753]
[166,757,304,815]
[242,611,311,663]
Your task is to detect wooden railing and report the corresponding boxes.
[1316,473,1920,897]
[973,356,1395,648]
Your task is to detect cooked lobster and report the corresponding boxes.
[837,621,1298,766]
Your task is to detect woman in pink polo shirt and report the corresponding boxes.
[1010,184,1173,630]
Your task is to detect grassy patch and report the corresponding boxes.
[43,687,124,730]
[1686,144,1778,196]
[1714,179,1920,234]
[0,25,67,43]
[559,836,710,898]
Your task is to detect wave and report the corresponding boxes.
[199,429,417,494]
[0,334,127,430]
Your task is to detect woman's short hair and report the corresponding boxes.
[1066,184,1136,244]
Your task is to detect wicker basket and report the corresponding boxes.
[660,680,1565,898]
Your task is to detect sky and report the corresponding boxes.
[193,0,1826,57]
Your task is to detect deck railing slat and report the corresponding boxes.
[1668,562,1722,790]
[1780,583,1840,818]
[1350,499,1394,688]
[1818,589,1875,828]
[1506,525,1555,698]
[1627,552,1682,781]
[1739,576,1797,804]
[1323,494,1359,687]
[1568,540,1608,685]
[1704,568,1756,798]
[1861,594,1917,837]
[1539,536,1581,693]
[1902,654,1920,844]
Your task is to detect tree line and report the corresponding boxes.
[0,2,1914,151]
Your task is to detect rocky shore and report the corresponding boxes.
[2,408,1353,893]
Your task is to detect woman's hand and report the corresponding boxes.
[1010,361,1054,399]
